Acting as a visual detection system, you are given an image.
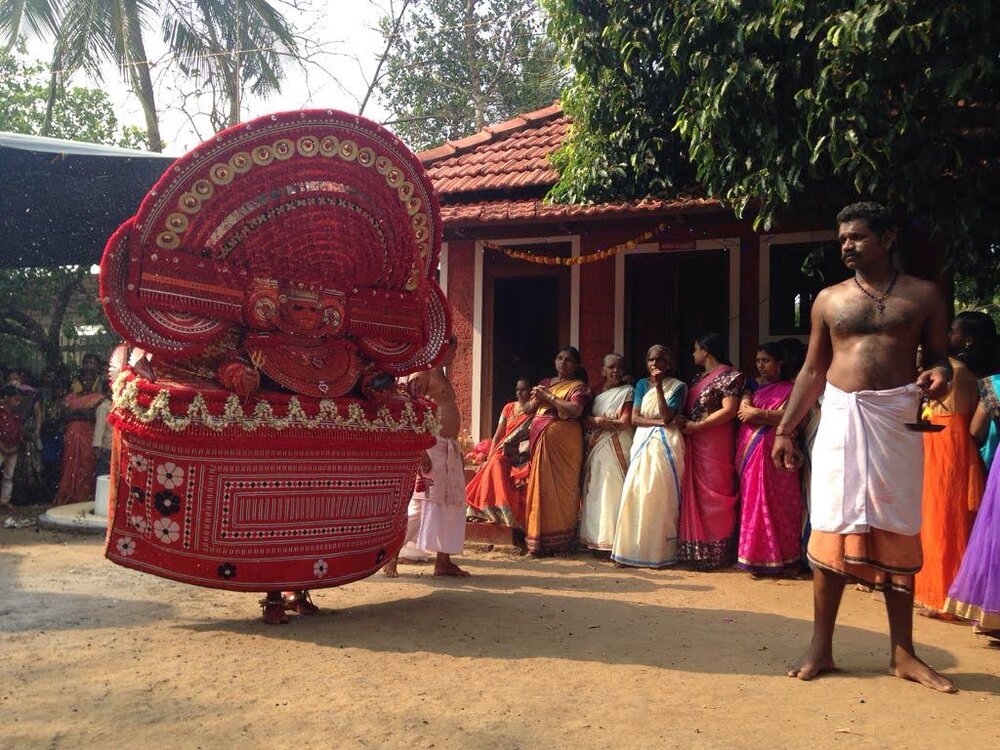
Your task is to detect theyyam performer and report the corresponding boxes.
[99,110,451,623]
[772,202,957,692]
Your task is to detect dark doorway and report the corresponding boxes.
[624,249,730,383]
[490,276,560,429]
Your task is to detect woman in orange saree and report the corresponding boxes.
[915,312,993,616]
[53,354,104,506]
[523,347,591,555]
[466,379,532,528]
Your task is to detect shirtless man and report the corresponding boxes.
[383,335,470,577]
[772,201,957,693]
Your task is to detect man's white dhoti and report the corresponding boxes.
[810,382,924,535]
[405,436,466,556]
[808,382,925,592]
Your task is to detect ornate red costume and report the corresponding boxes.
[99,111,450,610]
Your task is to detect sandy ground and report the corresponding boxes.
[1,525,998,750]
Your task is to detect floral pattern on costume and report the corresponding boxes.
[154,490,182,516]
[130,454,149,473]
[156,462,185,489]
[313,559,328,578]
[116,537,136,556]
[217,563,237,580]
[153,518,181,544]
[130,515,149,533]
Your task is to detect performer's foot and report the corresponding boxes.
[282,590,319,615]
[890,646,958,693]
[786,646,837,681]
[433,555,470,577]
[382,556,399,578]
[260,592,289,625]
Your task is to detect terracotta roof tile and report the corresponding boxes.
[439,197,721,226]
[418,103,567,194]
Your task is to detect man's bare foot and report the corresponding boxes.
[382,556,399,578]
[433,560,471,577]
[786,647,837,681]
[917,607,963,622]
[890,647,958,693]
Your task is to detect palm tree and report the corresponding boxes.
[162,0,298,131]
[0,0,62,50]
[1,0,66,137]
[56,0,164,150]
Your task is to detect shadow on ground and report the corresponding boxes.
[182,587,998,694]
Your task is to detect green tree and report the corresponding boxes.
[377,0,565,150]
[0,48,145,369]
[0,47,146,146]
[545,1,999,298]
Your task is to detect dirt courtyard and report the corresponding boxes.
[1,527,998,750]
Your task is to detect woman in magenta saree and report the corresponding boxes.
[677,333,745,569]
[735,343,802,576]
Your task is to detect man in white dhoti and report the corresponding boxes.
[383,336,470,577]
[773,202,956,693]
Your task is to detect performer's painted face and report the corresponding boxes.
[281,299,323,333]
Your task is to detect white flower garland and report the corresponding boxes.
[111,374,441,435]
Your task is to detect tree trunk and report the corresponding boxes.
[41,47,63,137]
[464,0,486,130]
[45,267,88,366]
[123,1,163,152]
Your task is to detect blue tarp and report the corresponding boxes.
[0,132,176,268]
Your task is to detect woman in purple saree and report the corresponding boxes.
[943,372,1000,641]
[735,342,802,576]
[677,333,745,569]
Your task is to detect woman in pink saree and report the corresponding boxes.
[735,342,802,576]
[677,333,745,569]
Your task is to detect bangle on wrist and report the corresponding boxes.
[775,426,794,438]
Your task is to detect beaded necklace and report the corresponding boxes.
[853,271,898,314]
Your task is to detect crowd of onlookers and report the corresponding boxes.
[0,352,110,509]
[465,313,1000,639]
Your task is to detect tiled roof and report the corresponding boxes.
[418,103,566,195]
[439,197,720,225]
[418,103,723,223]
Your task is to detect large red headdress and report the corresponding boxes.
[100,110,450,397]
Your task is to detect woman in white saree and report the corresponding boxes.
[580,354,635,550]
[612,345,687,568]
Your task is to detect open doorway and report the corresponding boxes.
[624,249,730,383]
[482,246,571,435]
[490,276,560,424]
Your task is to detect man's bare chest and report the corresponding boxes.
[829,296,915,337]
